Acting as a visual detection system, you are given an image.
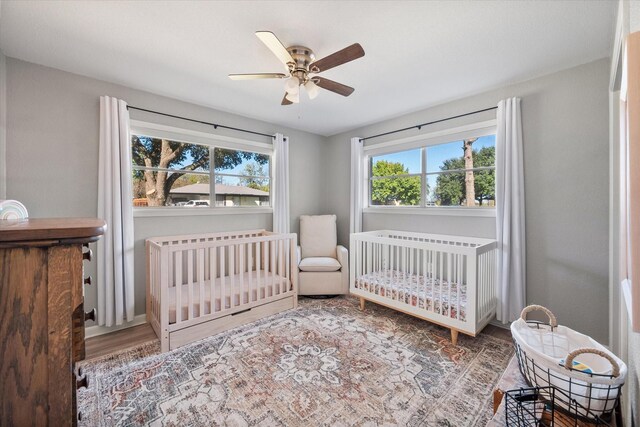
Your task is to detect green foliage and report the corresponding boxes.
[239,163,270,192]
[370,160,421,206]
[433,146,495,206]
[214,148,269,170]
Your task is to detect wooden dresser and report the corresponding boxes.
[0,218,106,426]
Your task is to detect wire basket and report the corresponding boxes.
[511,306,626,419]
[505,387,613,426]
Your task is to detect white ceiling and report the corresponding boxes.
[0,1,616,136]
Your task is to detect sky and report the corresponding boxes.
[371,134,496,200]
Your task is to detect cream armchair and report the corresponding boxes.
[297,215,349,296]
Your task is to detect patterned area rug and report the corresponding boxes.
[78,297,513,426]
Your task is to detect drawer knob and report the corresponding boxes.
[84,308,96,322]
[84,276,92,286]
[83,248,93,262]
[77,375,88,389]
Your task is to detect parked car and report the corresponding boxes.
[184,200,210,207]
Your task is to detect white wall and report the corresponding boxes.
[0,50,6,199]
[325,58,611,344]
[4,58,327,322]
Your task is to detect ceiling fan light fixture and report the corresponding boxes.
[305,80,319,99]
[284,76,300,94]
[285,91,299,104]
[234,31,365,105]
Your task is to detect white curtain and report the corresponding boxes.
[350,137,364,234]
[97,96,135,326]
[495,97,526,323]
[273,133,290,233]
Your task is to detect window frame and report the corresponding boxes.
[363,120,497,216]
[130,121,273,216]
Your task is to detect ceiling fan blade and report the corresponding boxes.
[228,73,287,80]
[256,31,295,65]
[281,94,293,105]
[310,43,364,73]
[314,77,355,97]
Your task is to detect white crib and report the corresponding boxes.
[147,230,298,352]
[350,230,497,345]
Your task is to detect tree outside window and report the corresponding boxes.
[368,134,496,208]
[131,135,270,207]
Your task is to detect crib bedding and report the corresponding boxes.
[168,270,290,324]
[355,269,467,321]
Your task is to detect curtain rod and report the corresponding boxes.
[126,106,275,139]
[360,106,498,142]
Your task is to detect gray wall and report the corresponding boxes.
[325,58,610,344]
[5,58,326,322]
[4,56,612,345]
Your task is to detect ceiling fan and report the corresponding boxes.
[229,31,365,105]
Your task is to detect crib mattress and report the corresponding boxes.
[355,270,467,321]
[167,270,291,324]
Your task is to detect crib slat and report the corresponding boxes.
[458,253,463,320]
[210,247,216,313]
[422,249,427,311]
[447,252,452,318]
[230,245,236,308]
[394,244,398,300]
[220,247,226,311]
[439,251,443,316]
[410,247,414,307]
[248,242,254,301]
[285,239,290,293]
[267,240,271,298]
[366,242,372,280]
[480,253,485,318]
[271,240,276,299]
[239,243,245,304]
[256,240,261,300]
[279,239,284,295]
[187,250,194,320]
[198,248,205,317]
[175,251,182,324]
[360,240,364,285]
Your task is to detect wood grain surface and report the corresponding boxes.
[0,219,104,426]
[0,218,106,243]
[0,247,49,426]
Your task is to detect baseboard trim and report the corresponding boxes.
[85,314,148,339]
[489,318,511,330]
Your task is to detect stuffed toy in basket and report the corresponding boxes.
[510,305,627,419]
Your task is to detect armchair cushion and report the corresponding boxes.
[299,257,342,272]
[300,215,337,259]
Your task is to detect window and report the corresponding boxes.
[131,134,270,208]
[368,134,496,208]
[370,148,422,206]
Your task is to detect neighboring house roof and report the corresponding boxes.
[170,183,269,197]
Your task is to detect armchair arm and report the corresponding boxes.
[337,245,349,294]
[336,245,348,268]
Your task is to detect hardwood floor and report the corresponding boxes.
[85,321,511,360]
[85,324,157,360]
[483,324,512,342]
